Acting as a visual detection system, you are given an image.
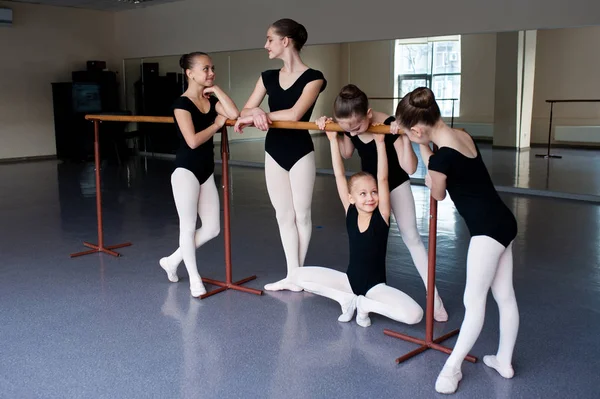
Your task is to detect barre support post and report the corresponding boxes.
[200,126,263,298]
[536,101,561,159]
[70,120,132,258]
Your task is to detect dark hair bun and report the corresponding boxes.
[409,87,435,109]
[271,18,308,51]
[339,84,362,100]
[333,84,369,119]
[179,54,188,70]
[295,23,308,48]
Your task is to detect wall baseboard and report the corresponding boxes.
[555,125,600,144]
[0,155,57,164]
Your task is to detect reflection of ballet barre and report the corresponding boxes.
[74,115,262,299]
[83,115,400,134]
[81,113,473,364]
[536,99,600,159]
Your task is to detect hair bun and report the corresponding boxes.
[409,87,435,109]
[295,24,308,47]
[179,54,188,69]
[339,84,362,100]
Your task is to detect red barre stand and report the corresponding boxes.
[71,120,132,258]
[200,126,263,299]
[384,193,477,364]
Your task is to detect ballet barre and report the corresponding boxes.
[73,115,262,299]
[536,99,600,159]
[82,115,403,134]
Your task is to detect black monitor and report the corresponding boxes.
[72,83,101,113]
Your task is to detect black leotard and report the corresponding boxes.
[345,204,390,296]
[428,138,518,247]
[261,68,327,171]
[172,96,218,185]
[345,116,410,191]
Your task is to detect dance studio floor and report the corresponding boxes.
[1,156,599,398]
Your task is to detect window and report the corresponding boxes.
[394,36,461,117]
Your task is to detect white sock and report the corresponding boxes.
[338,296,357,322]
[355,296,372,327]
[190,277,207,298]
[264,278,303,292]
[435,295,449,322]
[435,366,463,394]
[160,257,179,283]
[483,355,514,379]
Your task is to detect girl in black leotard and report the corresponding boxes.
[316,84,448,322]
[397,87,519,395]
[234,19,327,292]
[159,52,239,298]
[291,130,423,328]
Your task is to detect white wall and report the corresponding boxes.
[0,1,116,160]
[532,26,600,144]
[113,0,600,59]
[459,34,497,124]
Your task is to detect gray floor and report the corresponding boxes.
[223,135,600,199]
[1,156,599,398]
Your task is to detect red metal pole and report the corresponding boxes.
[200,126,262,298]
[425,193,437,342]
[222,127,233,285]
[70,120,131,258]
[94,120,104,249]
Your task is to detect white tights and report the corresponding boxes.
[391,181,447,321]
[160,168,221,297]
[435,236,519,394]
[291,267,423,326]
[263,152,315,292]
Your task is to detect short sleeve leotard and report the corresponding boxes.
[428,137,518,247]
[345,116,410,191]
[345,204,390,296]
[171,96,219,185]
[261,69,327,171]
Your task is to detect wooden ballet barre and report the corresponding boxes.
[84,115,399,134]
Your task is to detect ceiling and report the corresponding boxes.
[4,0,184,12]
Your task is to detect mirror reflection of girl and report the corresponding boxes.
[316,84,448,322]
[159,52,239,298]
[291,129,423,328]
[397,87,519,395]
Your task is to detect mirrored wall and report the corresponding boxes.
[120,25,600,198]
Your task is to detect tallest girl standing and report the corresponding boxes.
[235,19,327,292]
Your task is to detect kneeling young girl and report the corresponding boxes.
[291,130,423,327]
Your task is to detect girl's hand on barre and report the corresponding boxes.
[325,131,338,141]
[234,115,255,133]
[390,120,400,135]
[248,108,271,131]
[315,116,332,131]
[373,133,385,143]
